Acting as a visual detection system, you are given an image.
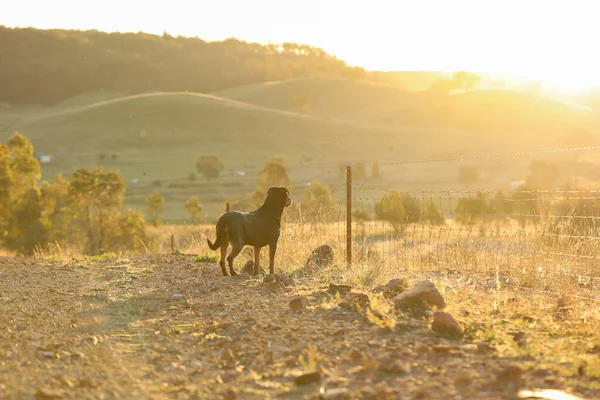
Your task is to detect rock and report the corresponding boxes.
[171,293,185,300]
[328,283,352,295]
[374,278,409,298]
[265,281,286,293]
[264,273,294,287]
[94,292,109,302]
[318,387,349,400]
[393,280,446,310]
[289,296,309,312]
[497,365,523,382]
[431,311,463,337]
[294,371,321,385]
[339,293,371,311]
[306,245,334,269]
[241,260,266,275]
[221,348,236,364]
[508,331,527,342]
[378,359,411,374]
[476,342,495,354]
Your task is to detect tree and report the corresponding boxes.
[185,196,203,224]
[429,71,481,93]
[458,166,478,185]
[256,157,291,195]
[146,193,165,227]
[374,191,407,234]
[7,132,40,195]
[353,164,367,180]
[372,162,381,179]
[195,156,224,180]
[402,195,422,223]
[69,167,126,253]
[115,210,152,253]
[422,198,445,225]
[455,192,491,224]
[526,160,560,190]
[4,188,45,254]
[301,181,337,221]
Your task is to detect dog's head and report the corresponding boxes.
[266,186,292,208]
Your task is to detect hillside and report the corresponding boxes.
[0,26,368,105]
[3,77,600,222]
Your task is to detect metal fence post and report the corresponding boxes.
[226,203,230,212]
[346,165,352,268]
[171,234,175,254]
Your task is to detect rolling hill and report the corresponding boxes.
[2,77,600,222]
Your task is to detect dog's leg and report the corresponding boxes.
[253,246,261,275]
[227,242,243,276]
[219,239,229,276]
[268,242,277,275]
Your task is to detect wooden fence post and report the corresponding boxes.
[346,165,352,268]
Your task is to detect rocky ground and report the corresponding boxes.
[0,255,597,399]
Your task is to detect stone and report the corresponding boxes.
[265,281,286,293]
[339,292,371,311]
[294,371,321,385]
[328,283,352,295]
[374,278,409,298]
[318,387,349,400]
[431,311,463,337]
[289,296,309,312]
[94,292,109,302]
[306,245,334,269]
[264,273,294,287]
[241,260,266,275]
[171,293,185,300]
[393,280,446,310]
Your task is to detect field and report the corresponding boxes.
[2,77,600,222]
[0,252,598,399]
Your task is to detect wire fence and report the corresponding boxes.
[165,144,600,302]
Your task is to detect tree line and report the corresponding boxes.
[0,26,368,105]
[0,133,151,255]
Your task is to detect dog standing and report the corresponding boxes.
[207,187,292,276]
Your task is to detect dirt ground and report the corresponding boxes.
[0,255,596,399]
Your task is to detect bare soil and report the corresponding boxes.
[0,255,596,399]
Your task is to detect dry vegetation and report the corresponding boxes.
[2,225,598,399]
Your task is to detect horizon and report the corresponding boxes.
[4,0,600,93]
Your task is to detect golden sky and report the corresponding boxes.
[4,0,599,92]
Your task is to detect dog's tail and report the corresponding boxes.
[207,218,227,250]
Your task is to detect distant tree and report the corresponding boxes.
[353,164,367,180]
[185,196,203,224]
[99,153,106,161]
[115,210,152,253]
[188,173,197,182]
[152,180,162,187]
[402,195,422,223]
[429,71,480,93]
[7,132,40,195]
[422,198,445,225]
[230,157,292,211]
[111,153,117,161]
[256,157,291,195]
[301,181,337,221]
[352,209,370,221]
[526,160,560,190]
[69,167,126,253]
[196,155,224,180]
[458,166,478,185]
[455,192,491,224]
[146,193,165,227]
[372,162,381,179]
[374,191,407,234]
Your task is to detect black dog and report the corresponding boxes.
[207,187,292,276]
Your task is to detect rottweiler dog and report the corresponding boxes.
[207,187,292,276]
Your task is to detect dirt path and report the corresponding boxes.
[0,255,592,399]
